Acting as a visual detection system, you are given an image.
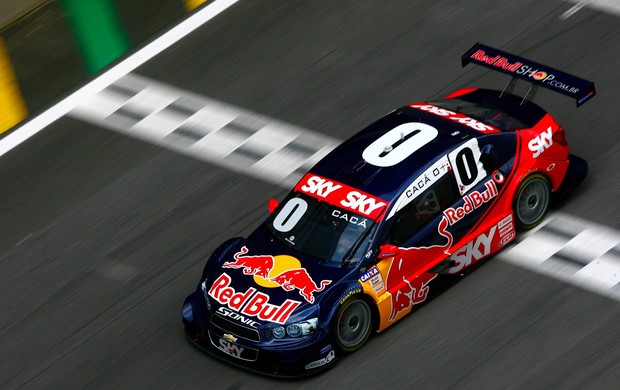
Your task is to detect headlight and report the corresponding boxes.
[272,318,318,339]
[272,326,286,339]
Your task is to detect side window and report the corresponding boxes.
[388,174,457,245]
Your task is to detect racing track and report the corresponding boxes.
[1,0,620,388]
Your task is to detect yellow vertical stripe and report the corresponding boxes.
[184,0,209,11]
[0,37,27,134]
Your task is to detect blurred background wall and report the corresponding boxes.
[0,0,44,27]
[0,0,209,134]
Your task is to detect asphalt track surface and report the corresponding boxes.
[1,0,620,388]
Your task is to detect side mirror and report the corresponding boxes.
[480,144,501,172]
[267,198,279,214]
[378,244,400,259]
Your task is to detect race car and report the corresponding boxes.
[182,43,595,376]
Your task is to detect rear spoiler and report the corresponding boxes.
[462,43,595,107]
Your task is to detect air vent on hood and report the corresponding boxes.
[338,160,382,187]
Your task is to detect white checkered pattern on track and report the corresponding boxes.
[69,73,340,187]
[503,212,620,301]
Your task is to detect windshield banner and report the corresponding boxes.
[294,173,389,221]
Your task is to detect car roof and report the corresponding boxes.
[308,104,501,203]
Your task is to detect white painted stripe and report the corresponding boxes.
[563,0,620,17]
[560,2,588,20]
[0,0,238,158]
[586,0,620,15]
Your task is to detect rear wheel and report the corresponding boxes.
[333,296,373,353]
[513,173,551,230]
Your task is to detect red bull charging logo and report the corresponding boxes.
[223,246,274,278]
[385,217,452,321]
[223,246,332,304]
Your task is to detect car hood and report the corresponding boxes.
[204,227,353,325]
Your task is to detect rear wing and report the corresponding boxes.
[462,43,595,107]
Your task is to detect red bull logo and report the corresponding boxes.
[443,179,498,226]
[469,49,522,72]
[221,246,332,304]
[271,268,331,304]
[209,273,301,324]
[223,246,274,278]
[385,217,452,321]
[388,273,436,321]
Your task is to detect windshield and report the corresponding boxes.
[266,193,376,266]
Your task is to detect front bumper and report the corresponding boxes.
[182,293,337,377]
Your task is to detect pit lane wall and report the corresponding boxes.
[0,0,209,134]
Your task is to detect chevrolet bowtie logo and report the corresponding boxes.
[223,333,237,342]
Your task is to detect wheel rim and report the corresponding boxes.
[516,178,549,226]
[337,300,372,349]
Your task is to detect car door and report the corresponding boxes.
[369,164,459,328]
[365,138,510,329]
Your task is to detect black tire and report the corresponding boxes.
[332,296,373,353]
[513,173,551,230]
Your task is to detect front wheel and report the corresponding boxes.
[332,296,373,353]
[513,173,551,230]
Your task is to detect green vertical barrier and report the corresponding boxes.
[60,0,130,74]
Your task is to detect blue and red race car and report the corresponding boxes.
[182,43,595,376]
